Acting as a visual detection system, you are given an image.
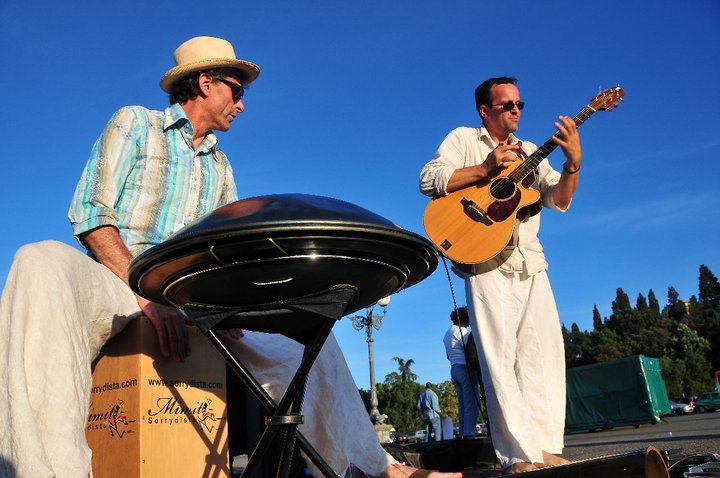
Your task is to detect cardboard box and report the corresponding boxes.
[86,317,229,478]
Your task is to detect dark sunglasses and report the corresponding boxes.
[492,100,525,111]
[216,78,245,102]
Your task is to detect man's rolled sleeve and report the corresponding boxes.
[70,209,118,238]
[537,159,570,212]
[419,129,468,197]
[419,157,455,197]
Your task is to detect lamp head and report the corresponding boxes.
[377,296,391,307]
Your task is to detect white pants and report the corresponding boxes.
[0,241,394,478]
[465,268,566,467]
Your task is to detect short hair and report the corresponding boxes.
[169,67,248,105]
[474,76,518,112]
[450,306,470,327]
[425,382,433,389]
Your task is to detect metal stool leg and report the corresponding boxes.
[203,321,339,478]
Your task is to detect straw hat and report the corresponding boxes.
[160,36,260,92]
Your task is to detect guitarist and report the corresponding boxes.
[419,77,581,474]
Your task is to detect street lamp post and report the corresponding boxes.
[350,296,391,424]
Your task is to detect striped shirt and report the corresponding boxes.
[69,103,238,257]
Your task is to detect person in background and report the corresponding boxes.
[417,382,444,442]
[443,306,480,437]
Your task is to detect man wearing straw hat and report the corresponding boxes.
[0,36,460,478]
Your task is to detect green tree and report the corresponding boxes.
[383,371,401,386]
[631,325,670,358]
[591,328,629,362]
[621,289,670,357]
[666,286,688,323]
[660,357,687,399]
[648,289,661,318]
[690,265,720,370]
[358,387,371,413]
[376,381,424,432]
[605,288,642,337]
[592,305,603,331]
[612,288,632,313]
[663,323,713,396]
[636,293,648,313]
[392,357,418,383]
[698,264,720,306]
[563,323,593,367]
[436,380,458,420]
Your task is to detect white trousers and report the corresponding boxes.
[0,241,394,478]
[465,268,566,467]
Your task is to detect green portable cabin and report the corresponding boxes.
[565,355,671,432]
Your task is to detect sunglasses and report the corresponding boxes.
[217,78,245,102]
[492,100,525,111]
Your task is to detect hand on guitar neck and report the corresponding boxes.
[551,115,582,210]
[552,115,582,165]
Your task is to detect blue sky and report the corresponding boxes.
[1,0,718,388]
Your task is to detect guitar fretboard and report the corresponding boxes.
[509,105,597,182]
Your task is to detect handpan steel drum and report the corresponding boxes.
[128,194,438,316]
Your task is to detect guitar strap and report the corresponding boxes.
[511,141,532,247]
[515,141,540,179]
[515,141,529,160]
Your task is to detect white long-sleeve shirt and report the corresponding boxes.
[443,324,469,366]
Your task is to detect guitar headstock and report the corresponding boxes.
[590,85,625,112]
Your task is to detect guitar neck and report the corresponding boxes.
[510,105,597,182]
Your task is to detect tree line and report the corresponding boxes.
[359,357,467,433]
[359,264,719,432]
[562,264,719,399]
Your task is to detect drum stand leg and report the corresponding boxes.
[202,318,339,478]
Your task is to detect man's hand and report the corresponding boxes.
[82,226,193,362]
[445,143,520,193]
[136,295,191,362]
[551,115,583,209]
[482,143,521,178]
[552,115,582,168]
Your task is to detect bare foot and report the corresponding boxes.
[503,462,538,474]
[379,463,462,477]
[539,451,569,467]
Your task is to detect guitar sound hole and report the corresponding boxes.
[489,177,516,200]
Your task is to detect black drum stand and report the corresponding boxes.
[127,194,439,478]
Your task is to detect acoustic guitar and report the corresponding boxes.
[423,86,624,265]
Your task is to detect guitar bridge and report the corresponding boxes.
[461,198,493,226]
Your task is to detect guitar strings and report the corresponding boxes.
[500,106,593,194]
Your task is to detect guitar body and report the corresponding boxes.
[422,86,624,265]
[423,161,541,264]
